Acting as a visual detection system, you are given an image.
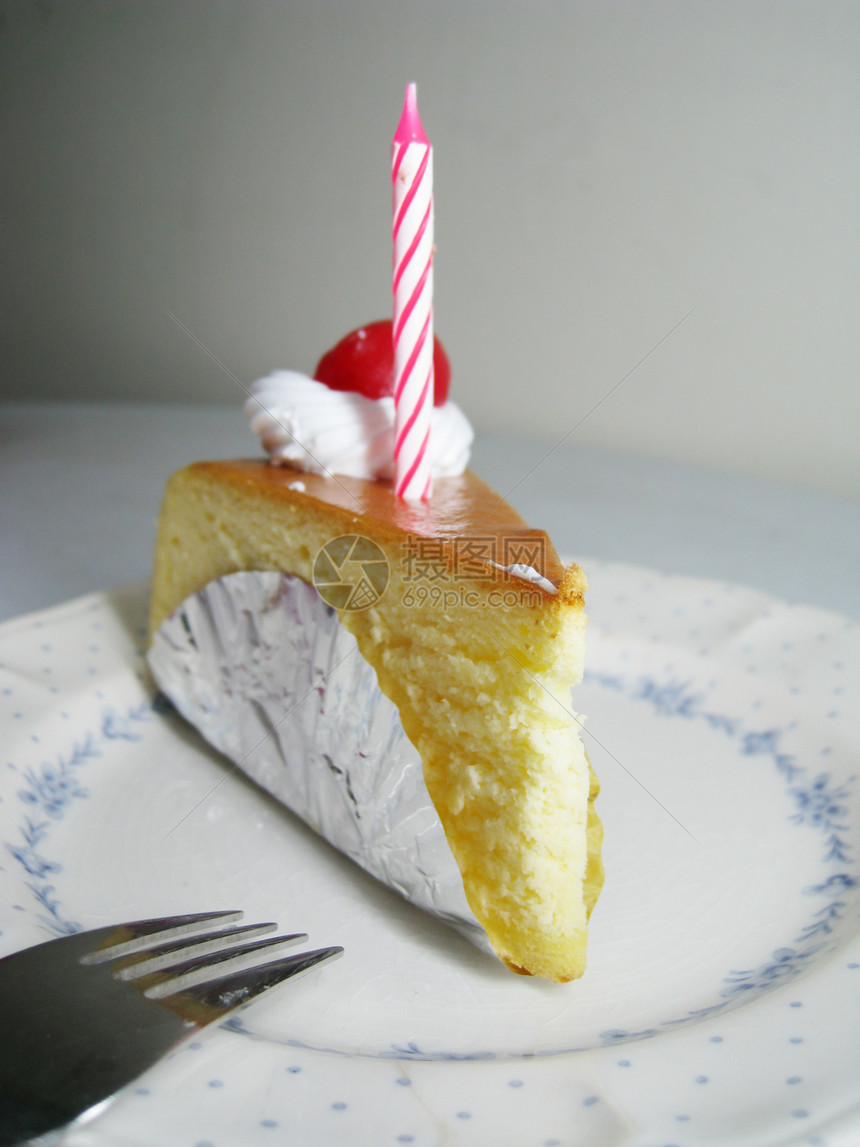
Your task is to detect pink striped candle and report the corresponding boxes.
[391,83,434,501]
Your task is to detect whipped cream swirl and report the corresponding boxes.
[246,371,473,480]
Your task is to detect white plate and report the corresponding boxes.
[1,560,858,1147]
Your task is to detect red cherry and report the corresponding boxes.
[313,319,451,406]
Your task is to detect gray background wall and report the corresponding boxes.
[2,0,858,500]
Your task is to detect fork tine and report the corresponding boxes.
[81,910,244,964]
[148,945,344,1009]
[111,922,281,980]
[133,933,311,997]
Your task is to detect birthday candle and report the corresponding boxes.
[391,83,434,501]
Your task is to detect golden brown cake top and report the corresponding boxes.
[189,460,584,603]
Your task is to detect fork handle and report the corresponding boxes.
[0,1085,80,1146]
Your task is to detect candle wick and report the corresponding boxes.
[394,82,429,146]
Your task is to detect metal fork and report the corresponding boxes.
[0,910,342,1146]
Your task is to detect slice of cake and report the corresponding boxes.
[149,455,603,982]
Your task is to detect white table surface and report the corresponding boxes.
[2,400,858,626]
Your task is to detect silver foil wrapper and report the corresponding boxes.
[147,571,490,952]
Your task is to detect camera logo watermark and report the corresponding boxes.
[313,532,549,612]
[312,535,390,611]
